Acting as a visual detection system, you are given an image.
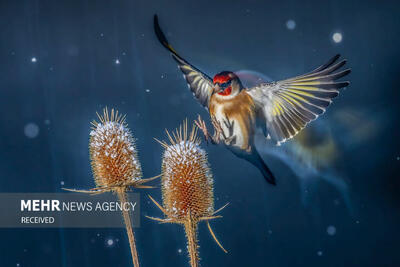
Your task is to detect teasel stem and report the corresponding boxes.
[184,213,199,267]
[117,188,140,267]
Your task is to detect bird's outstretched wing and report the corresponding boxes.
[154,15,214,109]
[247,55,351,145]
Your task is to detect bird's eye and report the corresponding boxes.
[220,81,230,87]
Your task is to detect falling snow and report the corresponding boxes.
[24,123,39,138]
[286,20,296,30]
[106,238,114,247]
[332,32,343,43]
[327,225,336,236]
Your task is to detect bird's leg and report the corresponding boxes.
[210,115,225,144]
[223,116,236,146]
[195,115,222,145]
[195,115,212,144]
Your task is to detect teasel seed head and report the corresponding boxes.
[157,120,214,221]
[89,107,142,189]
[148,120,228,266]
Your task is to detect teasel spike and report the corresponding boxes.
[63,107,160,267]
[207,221,227,253]
[147,120,228,267]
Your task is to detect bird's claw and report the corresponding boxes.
[223,116,235,135]
[195,115,234,145]
[195,115,210,144]
[222,116,236,145]
[224,135,236,146]
[211,115,224,142]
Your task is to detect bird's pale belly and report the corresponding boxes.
[209,90,257,151]
[212,103,250,151]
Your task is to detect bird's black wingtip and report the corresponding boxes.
[153,14,159,28]
[153,14,163,41]
[328,54,341,65]
[330,54,341,65]
[153,14,172,52]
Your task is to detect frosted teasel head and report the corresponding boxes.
[63,107,158,195]
[147,120,228,257]
[89,107,142,189]
[159,121,214,220]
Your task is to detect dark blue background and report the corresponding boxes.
[0,0,399,266]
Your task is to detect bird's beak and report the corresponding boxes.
[213,84,222,94]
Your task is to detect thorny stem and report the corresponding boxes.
[184,214,200,267]
[117,188,140,267]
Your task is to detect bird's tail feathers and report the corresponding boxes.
[249,148,276,185]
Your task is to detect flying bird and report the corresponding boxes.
[154,15,351,185]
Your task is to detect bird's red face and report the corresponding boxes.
[213,72,234,96]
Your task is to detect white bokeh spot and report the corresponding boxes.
[24,123,39,139]
[106,238,114,247]
[286,20,296,30]
[332,32,343,43]
[327,225,336,236]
